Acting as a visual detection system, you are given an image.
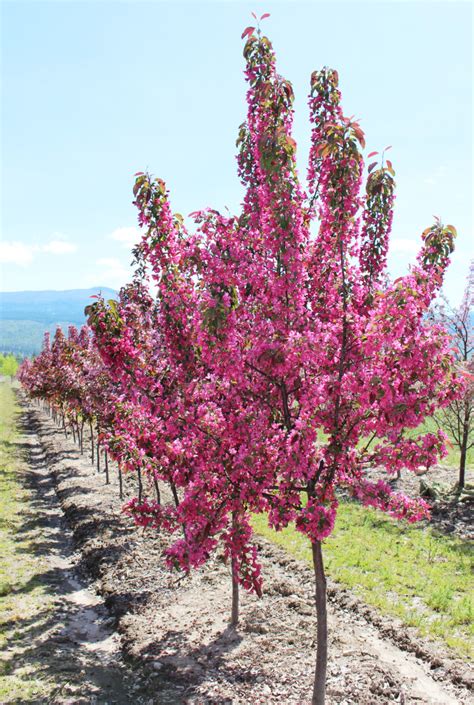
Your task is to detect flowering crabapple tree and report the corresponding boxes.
[19,325,117,476]
[131,18,462,704]
[86,280,260,625]
[86,282,164,500]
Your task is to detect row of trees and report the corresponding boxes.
[19,26,468,705]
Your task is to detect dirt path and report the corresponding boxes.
[2,403,150,704]
[13,396,474,704]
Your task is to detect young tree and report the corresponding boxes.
[432,261,473,487]
[19,23,463,705]
[131,23,462,705]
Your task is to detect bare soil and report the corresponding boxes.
[3,401,151,704]
[12,395,474,704]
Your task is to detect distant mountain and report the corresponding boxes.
[0,287,117,356]
[1,287,117,325]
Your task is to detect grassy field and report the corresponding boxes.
[253,500,473,660]
[0,382,57,702]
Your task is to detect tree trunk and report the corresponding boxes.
[105,450,109,485]
[230,511,240,626]
[80,420,84,455]
[96,437,100,473]
[231,558,240,626]
[137,465,143,502]
[118,464,124,500]
[153,475,161,503]
[459,416,469,489]
[89,421,94,464]
[459,443,466,489]
[311,540,328,705]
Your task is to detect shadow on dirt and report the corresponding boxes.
[1,404,144,704]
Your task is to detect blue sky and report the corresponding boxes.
[1,0,472,304]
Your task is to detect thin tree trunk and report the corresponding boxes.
[96,437,100,473]
[89,420,94,464]
[311,540,328,705]
[153,475,161,503]
[459,409,469,489]
[231,559,239,626]
[459,433,467,489]
[118,464,124,500]
[171,483,180,508]
[72,423,76,444]
[137,465,143,502]
[105,450,109,485]
[230,511,240,626]
[170,483,187,542]
[80,420,84,455]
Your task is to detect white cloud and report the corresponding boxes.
[0,241,37,266]
[96,257,131,287]
[42,239,77,254]
[110,226,140,248]
[0,238,77,266]
[390,238,419,255]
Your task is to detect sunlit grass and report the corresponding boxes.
[0,382,56,702]
[253,500,473,659]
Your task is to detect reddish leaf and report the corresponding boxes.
[367,151,378,158]
[353,126,366,149]
[241,26,255,39]
[368,161,378,173]
[251,12,257,19]
[134,171,144,176]
[260,13,270,20]
[384,145,392,152]
[386,159,393,169]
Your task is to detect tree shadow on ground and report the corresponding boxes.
[1,405,142,704]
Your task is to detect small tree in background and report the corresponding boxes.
[432,261,474,488]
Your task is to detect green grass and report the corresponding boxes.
[253,500,473,659]
[0,382,56,702]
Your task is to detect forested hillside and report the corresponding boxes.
[0,288,116,355]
